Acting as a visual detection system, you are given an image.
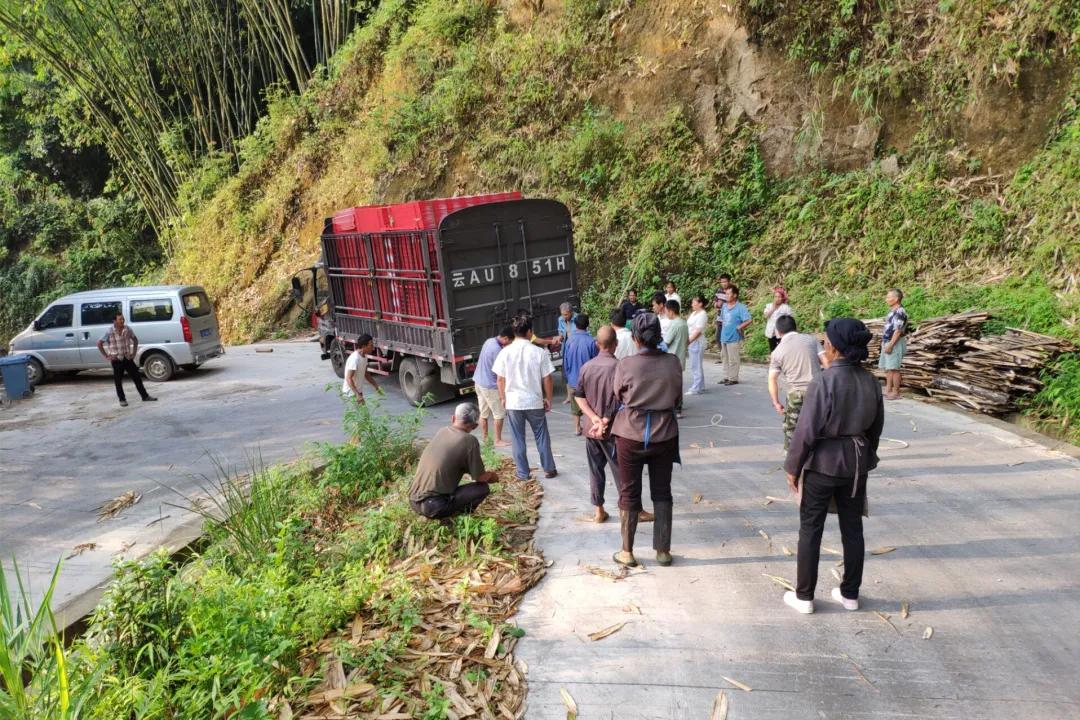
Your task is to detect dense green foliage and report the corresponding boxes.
[1,400,529,718]
[0,46,158,343]
[3,0,1077,436]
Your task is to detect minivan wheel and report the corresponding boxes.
[26,357,45,387]
[329,338,346,379]
[142,353,175,382]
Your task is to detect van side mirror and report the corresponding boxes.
[290,276,303,302]
[32,320,41,331]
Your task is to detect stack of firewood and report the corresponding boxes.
[859,311,1074,415]
[927,329,1075,414]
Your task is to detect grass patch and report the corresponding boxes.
[2,401,546,718]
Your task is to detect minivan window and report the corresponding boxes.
[182,291,212,318]
[81,301,123,326]
[130,299,174,322]
[38,304,73,330]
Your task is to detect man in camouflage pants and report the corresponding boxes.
[767,316,827,449]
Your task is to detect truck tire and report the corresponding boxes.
[142,352,176,382]
[398,357,455,406]
[329,338,346,378]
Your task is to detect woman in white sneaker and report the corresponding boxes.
[781,318,884,615]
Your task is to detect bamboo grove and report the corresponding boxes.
[0,0,369,238]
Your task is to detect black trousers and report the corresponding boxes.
[797,470,866,601]
[111,358,149,402]
[614,436,676,512]
[584,437,619,507]
[768,336,781,352]
[411,483,490,520]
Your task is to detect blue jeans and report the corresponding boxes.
[506,408,556,478]
[688,339,704,393]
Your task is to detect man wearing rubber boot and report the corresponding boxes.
[604,312,682,567]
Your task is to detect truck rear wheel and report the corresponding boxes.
[398,357,455,406]
[329,338,346,378]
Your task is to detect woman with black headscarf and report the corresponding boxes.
[603,312,683,568]
[782,318,884,614]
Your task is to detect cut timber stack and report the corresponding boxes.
[927,329,1076,414]
[864,311,992,389]
[860,311,1074,415]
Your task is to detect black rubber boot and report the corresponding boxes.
[653,500,673,566]
[613,510,639,567]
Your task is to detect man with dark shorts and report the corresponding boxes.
[408,403,499,520]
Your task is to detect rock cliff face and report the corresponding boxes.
[560,0,1070,176]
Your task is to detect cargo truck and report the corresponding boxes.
[291,194,577,405]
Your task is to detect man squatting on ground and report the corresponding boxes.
[342,333,381,403]
[473,326,514,447]
[605,312,682,568]
[97,313,156,407]
[782,318,884,614]
[768,315,827,449]
[408,403,498,520]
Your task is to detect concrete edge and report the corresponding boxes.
[52,457,329,635]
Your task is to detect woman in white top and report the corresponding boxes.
[685,294,709,394]
[763,287,794,352]
[664,281,682,308]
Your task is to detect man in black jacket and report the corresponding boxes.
[782,318,884,614]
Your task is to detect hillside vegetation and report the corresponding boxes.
[3,0,1078,436]
[163,0,1080,437]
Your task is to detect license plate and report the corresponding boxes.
[200,328,211,337]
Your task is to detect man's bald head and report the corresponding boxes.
[596,324,617,351]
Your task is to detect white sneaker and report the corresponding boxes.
[684,390,700,396]
[831,587,859,611]
[783,591,814,614]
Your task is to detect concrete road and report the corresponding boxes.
[0,339,448,619]
[515,362,1080,720]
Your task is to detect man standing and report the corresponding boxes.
[408,403,499,520]
[718,286,752,385]
[473,326,513,447]
[562,314,598,436]
[663,299,689,418]
[97,313,156,407]
[574,326,620,523]
[880,288,908,400]
[713,273,732,359]
[557,302,577,403]
[610,308,635,360]
[342,333,381,403]
[620,290,642,322]
[493,314,558,479]
[768,316,825,449]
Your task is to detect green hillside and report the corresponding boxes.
[3,0,1078,436]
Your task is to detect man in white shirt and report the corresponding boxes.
[610,308,635,360]
[342,333,381,403]
[492,314,558,480]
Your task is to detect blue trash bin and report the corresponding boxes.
[0,355,32,400]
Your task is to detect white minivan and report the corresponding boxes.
[8,285,224,386]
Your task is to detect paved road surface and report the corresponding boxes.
[4,342,1079,718]
[0,339,441,617]
[515,362,1080,720]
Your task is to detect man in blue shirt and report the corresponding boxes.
[472,325,514,446]
[557,302,578,404]
[561,313,598,435]
[719,285,753,385]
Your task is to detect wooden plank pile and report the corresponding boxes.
[864,311,992,389]
[860,311,1074,415]
[927,329,1076,414]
